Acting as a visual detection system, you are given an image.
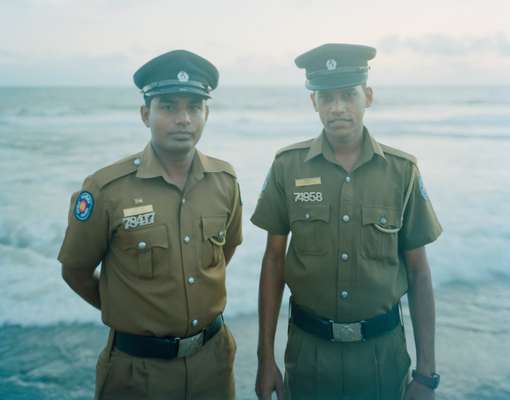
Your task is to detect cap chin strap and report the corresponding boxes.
[306,66,369,79]
[141,79,209,95]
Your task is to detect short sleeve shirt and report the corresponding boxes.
[58,144,243,337]
[251,128,442,322]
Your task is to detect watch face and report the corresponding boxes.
[431,373,441,388]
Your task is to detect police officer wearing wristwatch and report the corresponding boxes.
[412,370,441,390]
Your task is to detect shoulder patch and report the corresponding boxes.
[92,153,142,189]
[199,153,237,178]
[380,144,417,164]
[276,139,314,157]
[74,191,94,221]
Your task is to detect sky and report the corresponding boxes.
[1,0,509,86]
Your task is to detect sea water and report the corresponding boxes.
[0,86,509,399]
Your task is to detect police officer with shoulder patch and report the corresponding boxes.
[58,50,242,400]
[252,43,442,400]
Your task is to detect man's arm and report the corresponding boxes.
[61,266,101,310]
[404,246,436,400]
[223,246,237,266]
[255,233,288,400]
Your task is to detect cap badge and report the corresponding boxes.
[177,71,189,82]
[326,59,337,71]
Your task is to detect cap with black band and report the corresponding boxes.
[133,49,219,99]
[295,43,376,91]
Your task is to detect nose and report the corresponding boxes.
[330,97,347,114]
[175,109,191,125]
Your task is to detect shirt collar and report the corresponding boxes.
[136,143,206,182]
[304,126,386,165]
[136,143,167,179]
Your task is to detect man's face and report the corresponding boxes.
[311,85,373,142]
[141,93,208,155]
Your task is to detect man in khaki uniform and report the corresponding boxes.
[58,50,242,400]
[252,44,442,400]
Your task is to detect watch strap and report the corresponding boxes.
[412,369,440,390]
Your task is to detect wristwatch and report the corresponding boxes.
[412,370,440,390]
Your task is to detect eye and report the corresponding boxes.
[160,103,175,111]
[320,94,333,103]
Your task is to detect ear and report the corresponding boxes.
[204,103,209,122]
[364,86,373,108]
[310,92,319,112]
[140,105,150,127]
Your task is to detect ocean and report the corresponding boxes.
[0,86,509,399]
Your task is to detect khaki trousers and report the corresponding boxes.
[284,323,410,400]
[95,325,236,400]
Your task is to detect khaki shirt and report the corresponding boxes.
[251,128,441,322]
[59,144,242,337]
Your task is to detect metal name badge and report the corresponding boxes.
[295,177,321,187]
[122,212,155,230]
[294,192,323,203]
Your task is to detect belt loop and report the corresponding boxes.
[328,320,335,342]
[398,302,404,327]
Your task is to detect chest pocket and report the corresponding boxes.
[361,207,401,262]
[115,224,169,278]
[290,204,330,255]
[201,215,227,268]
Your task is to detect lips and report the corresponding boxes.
[328,118,352,126]
[170,131,193,140]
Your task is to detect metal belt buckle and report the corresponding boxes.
[331,322,363,342]
[177,332,204,358]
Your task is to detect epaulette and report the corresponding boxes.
[199,152,237,178]
[275,139,314,157]
[92,152,143,189]
[380,144,417,165]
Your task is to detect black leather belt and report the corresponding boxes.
[290,302,400,342]
[114,314,223,359]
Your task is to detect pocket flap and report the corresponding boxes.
[118,224,169,250]
[290,204,330,223]
[361,207,401,229]
[202,215,227,245]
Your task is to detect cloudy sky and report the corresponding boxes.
[1,0,509,86]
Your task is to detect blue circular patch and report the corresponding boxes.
[418,176,429,201]
[74,191,94,221]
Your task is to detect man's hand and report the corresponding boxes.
[255,359,284,400]
[405,380,435,400]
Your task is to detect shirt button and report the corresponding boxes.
[342,214,350,223]
[187,276,195,284]
[191,319,198,327]
[305,213,310,219]
[341,253,349,261]
[345,176,352,183]
[182,198,186,204]
[184,235,191,243]
[133,158,141,166]
[137,241,147,250]
[340,290,349,299]
[379,216,387,225]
